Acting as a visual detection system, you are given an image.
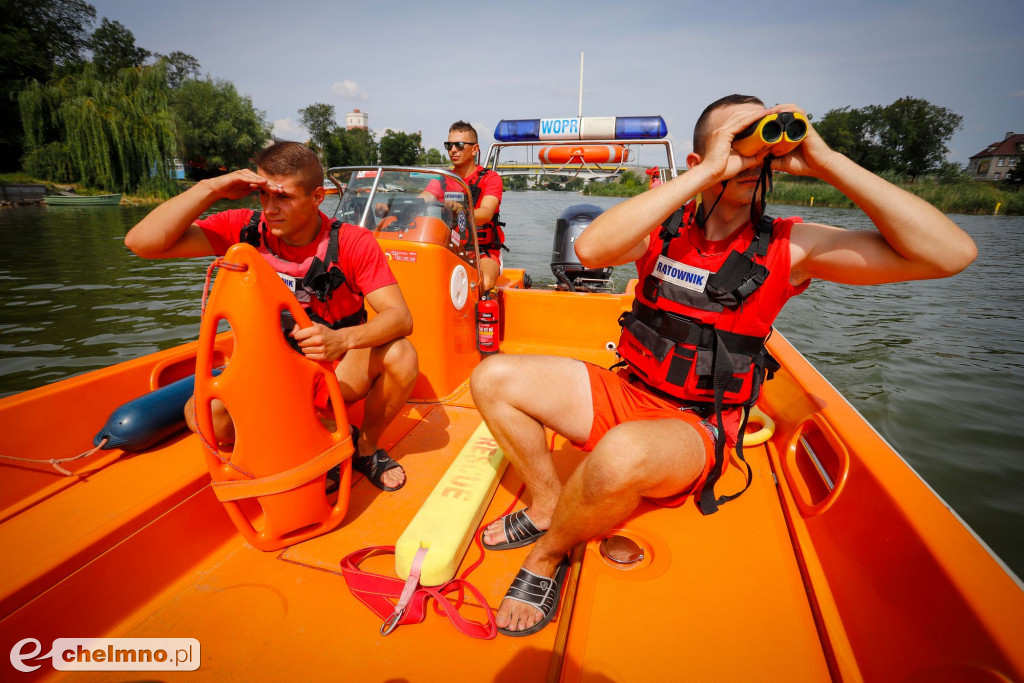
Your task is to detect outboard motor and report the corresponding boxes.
[550,204,614,292]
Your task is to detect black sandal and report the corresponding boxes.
[348,425,405,492]
[482,508,546,550]
[352,448,406,492]
[498,556,570,637]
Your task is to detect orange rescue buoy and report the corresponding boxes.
[538,144,629,165]
[194,243,353,551]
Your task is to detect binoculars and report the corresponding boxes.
[733,112,808,157]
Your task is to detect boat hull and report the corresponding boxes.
[43,194,122,206]
[1,191,1021,680]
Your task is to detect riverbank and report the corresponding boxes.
[582,169,1023,215]
[0,173,178,206]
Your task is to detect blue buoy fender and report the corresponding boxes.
[93,370,219,451]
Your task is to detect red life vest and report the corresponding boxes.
[467,168,506,253]
[616,203,801,513]
[240,211,367,329]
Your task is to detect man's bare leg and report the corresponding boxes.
[184,396,233,444]
[473,354,710,633]
[472,355,594,543]
[336,338,418,489]
[479,257,500,292]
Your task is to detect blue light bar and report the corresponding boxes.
[494,116,667,142]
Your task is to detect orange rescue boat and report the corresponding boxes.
[1,164,1022,682]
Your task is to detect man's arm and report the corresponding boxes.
[289,284,413,362]
[474,194,499,226]
[125,170,270,259]
[575,106,777,269]
[775,107,978,286]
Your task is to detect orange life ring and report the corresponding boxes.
[194,243,352,551]
[538,144,629,164]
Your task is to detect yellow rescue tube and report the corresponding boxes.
[538,144,628,164]
[395,421,508,586]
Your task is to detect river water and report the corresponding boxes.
[1,192,1022,578]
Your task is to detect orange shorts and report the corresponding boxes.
[312,360,342,411]
[578,363,721,507]
[479,247,503,268]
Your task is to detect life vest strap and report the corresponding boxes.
[626,301,766,357]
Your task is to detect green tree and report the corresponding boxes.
[379,130,423,165]
[0,0,97,170]
[565,177,584,191]
[504,174,527,191]
[416,147,446,165]
[319,127,377,167]
[298,103,338,154]
[815,97,962,178]
[815,106,885,171]
[321,128,349,167]
[89,18,150,78]
[871,97,962,179]
[344,128,377,165]
[156,50,200,89]
[19,62,177,192]
[172,77,271,175]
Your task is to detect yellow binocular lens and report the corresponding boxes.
[733,112,808,157]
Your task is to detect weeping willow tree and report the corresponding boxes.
[19,62,179,193]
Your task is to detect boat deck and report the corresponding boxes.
[1,376,829,682]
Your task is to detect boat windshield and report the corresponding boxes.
[326,167,479,267]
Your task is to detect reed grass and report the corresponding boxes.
[770,175,1021,215]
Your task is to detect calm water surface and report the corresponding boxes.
[1,193,1021,577]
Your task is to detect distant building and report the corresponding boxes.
[968,132,1023,180]
[346,109,368,131]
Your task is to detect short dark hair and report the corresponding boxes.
[253,141,323,194]
[693,94,765,155]
[448,120,478,143]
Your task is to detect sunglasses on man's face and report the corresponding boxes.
[444,141,476,151]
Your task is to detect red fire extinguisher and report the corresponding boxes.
[476,290,499,355]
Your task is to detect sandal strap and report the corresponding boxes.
[357,449,401,478]
[503,509,542,545]
[503,567,558,615]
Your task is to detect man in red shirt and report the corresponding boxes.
[424,121,504,291]
[125,142,418,492]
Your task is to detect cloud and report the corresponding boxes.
[1009,91,1024,99]
[332,80,370,100]
[272,117,307,141]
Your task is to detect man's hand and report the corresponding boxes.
[700,106,779,189]
[207,169,274,201]
[290,323,350,362]
[769,104,839,179]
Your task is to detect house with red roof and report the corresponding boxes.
[968,132,1023,180]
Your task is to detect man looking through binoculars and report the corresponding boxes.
[469,94,977,636]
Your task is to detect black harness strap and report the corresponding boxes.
[629,203,778,514]
[239,211,349,303]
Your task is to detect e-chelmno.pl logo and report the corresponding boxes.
[10,638,200,673]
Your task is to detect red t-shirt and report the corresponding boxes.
[425,166,502,209]
[197,209,397,323]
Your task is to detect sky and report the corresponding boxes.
[90,0,1022,167]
